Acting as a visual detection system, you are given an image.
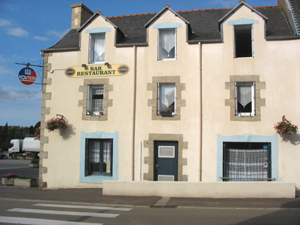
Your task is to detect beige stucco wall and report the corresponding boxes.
[42,9,202,188]
[201,6,300,187]
[134,10,201,182]
[42,5,299,190]
[42,15,136,188]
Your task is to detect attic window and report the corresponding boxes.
[158,29,176,60]
[89,33,105,63]
[234,25,253,58]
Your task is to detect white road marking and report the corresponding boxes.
[34,203,132,211]
[0,216,103,225]
[7,208,119,218]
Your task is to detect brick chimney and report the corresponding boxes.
[71,3,94,29]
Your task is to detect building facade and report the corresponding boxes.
[40,0,300,194]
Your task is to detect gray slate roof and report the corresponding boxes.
[290,0,300,33]
[42,5,298,52]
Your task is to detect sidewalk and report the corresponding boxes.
[1,186,300,209]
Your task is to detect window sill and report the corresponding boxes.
[234,56,254,59]
[87,174,112,177]
[158,58,176,61]
[86,112,104,116]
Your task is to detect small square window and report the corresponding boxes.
[234,25,253,58]
[235,82,255,116]
[89,33,105,63]
[86,139,112,176]
[87,85,104,115]
[158,83,176,116]
[158,29,176,60]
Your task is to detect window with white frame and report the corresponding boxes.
[89,33,105,63]
[158,83,176,115]
[158,29,176,60]
[87,85,104,115]
[234,25,253,58]
[85,139,112,176]
[235,82,255,116]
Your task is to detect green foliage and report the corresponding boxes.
[0,121,41,151]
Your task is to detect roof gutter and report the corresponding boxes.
[40,47,80,53]
[266,35,300,41]
[115,43,148,47]
[187,39,223,44]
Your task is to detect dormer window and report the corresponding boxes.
[89,33,105,63]
[158,29,176,60]
[234,25,253,58]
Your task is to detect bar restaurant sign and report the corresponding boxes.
[65,64,129,78]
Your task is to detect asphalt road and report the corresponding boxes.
[0,158,39,186]
[1,158,300,224]
[0,198,299,225]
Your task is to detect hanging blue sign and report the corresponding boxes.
[18,67,37,85]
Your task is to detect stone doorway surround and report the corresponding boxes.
[143,133,188,181]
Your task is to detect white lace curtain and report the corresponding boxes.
[89,140,111,163]
[159,29,175,56]
[93,34,105,62]
[237,85,252,108]
[160,84,175,111]
[89,140,100,163]
[226,148,268,180]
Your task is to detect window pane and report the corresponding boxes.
[234,25,252,58]
[88,140,100,174]
[102,140,111,174]
[159,84,175,113]
[87,139,112,176]
[224,142,270,181]
[92,34,105,62]
[88,85,104,115]
[236,82,254,115]
[159,29,175,60]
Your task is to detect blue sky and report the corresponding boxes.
[0,0,277,127]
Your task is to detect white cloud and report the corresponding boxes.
[6,27,28,37]
[34,36,48,41]
[0,65,13,75]
[0,18,10,26]
[0,86,40,102]
[46,29,69,39]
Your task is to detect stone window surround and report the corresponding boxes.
[147,76,186,120]
[225,75,265,121]
[143,133,188,181]
[79,78,113,121]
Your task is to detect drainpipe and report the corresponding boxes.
[200,42,203,181]
[132,45,138,181]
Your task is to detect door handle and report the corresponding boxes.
[156,164,160,169]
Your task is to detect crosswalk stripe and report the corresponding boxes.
[0,216,103,225]
[7,208,119,218]
[33,203,132,211]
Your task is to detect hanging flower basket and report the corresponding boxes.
[35,127,40,140]
[274,119,298,135]
[46,117,68,132]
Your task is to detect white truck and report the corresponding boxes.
[8,138,40,158]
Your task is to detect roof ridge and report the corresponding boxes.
[106,5,280,19]
[176,7,233,13]
[107,12,157,19]
[253,5,280,9]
